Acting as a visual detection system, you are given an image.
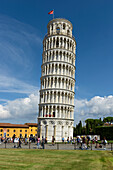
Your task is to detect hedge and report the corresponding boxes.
[96,126,113,140]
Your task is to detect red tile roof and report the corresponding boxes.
[25,123,37,127]
[0,123,37,128]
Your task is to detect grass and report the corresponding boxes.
[0,149,113,170]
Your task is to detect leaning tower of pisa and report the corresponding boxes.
[38,18,76,142]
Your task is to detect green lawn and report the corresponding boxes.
[0,149,113,170]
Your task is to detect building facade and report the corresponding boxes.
[38,18,76,142]
[0,123,37,138]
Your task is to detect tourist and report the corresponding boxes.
[18,138,22,148]
[52,136,55,145]
[41,136,45,149]
[25,138,28,145]
[95,136,98,148]
[62,137,64,143]
[77,136,80,145]
[103,137,107,150]
[87,135,90,149]
[82,136,87,149]
[67,137,69,144]
[14,137,18,148]
[45,137,47,144]
[37,136,40,149]
[70,137,72,144]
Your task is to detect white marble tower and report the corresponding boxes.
[38,18,76,142]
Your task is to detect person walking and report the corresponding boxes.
[67,137,69,144]
[103,137,107,150]
[45,137,47,144]
[18,138,21,148]
[41,136,45,149]
[70,137,72,144]
[37,136,40,149]
[62,137,64,143]
[82,136,87,150]
[52,136,55,146]
[87,135,90,149]
[95,136,98,148]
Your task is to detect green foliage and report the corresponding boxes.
[74,117,113,139]
[84,118,104,135]
[103,117,113,123]
[73,117,113,138]
[96,126,113,140]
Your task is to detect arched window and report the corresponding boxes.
[56,38,59,47]
[56,27,60,34]
[63,23,65,29]
[67,30,70,35]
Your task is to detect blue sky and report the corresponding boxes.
[0,0,113,125]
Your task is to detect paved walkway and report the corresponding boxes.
[0,142,112,151]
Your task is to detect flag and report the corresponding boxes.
[48,10,54,14]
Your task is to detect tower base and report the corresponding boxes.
[38,118,74,142]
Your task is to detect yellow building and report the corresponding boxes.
[0,123,37,138]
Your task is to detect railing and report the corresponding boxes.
[44,33,75,41]
[0,141,113,151]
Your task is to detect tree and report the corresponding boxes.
[86,120,90,134]
[103,117,113,123]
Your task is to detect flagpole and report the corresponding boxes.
[53,9,54,19]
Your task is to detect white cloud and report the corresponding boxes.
[1,94,113,124]
[0,92,39,122]
[0,105,11,119]
[75,95,113,124]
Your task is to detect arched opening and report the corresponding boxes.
[67,30,70,35]
[56,27,60,34]
[63,23,65,29]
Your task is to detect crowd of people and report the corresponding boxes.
[76,135,108,150]
[0,136,36,148]
[0,135,108,150]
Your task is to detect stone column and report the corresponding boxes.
[68,126,70,137]
[44,106,46,117]
[41,106,43,117]
[53,77,55,88]
[65,38,67,50]
[39,125,42,140]
[54,125,56,139]
[63,107,65,118]
[55,37,57,48]
[46,125,48,138]
[49,92,50,103]
[54,50,56,60]
[43,79,45,89]
[48,39,50,49]
[56,91,58,103]
[47,106,49,117]
[42,92,44,103]
[46,40,47,50]
[62,126,64,138]
[62,37,64,48]
[55,106,57,118]
[66,107,68,118]
[59,106,61,118]
[51,105,53,117]
[51,37,53,48]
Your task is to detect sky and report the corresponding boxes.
[0,0,113,125]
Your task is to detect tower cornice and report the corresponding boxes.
[47,18,73,29]
[40,74,76,81]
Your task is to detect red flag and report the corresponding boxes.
[48,10,54,14]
